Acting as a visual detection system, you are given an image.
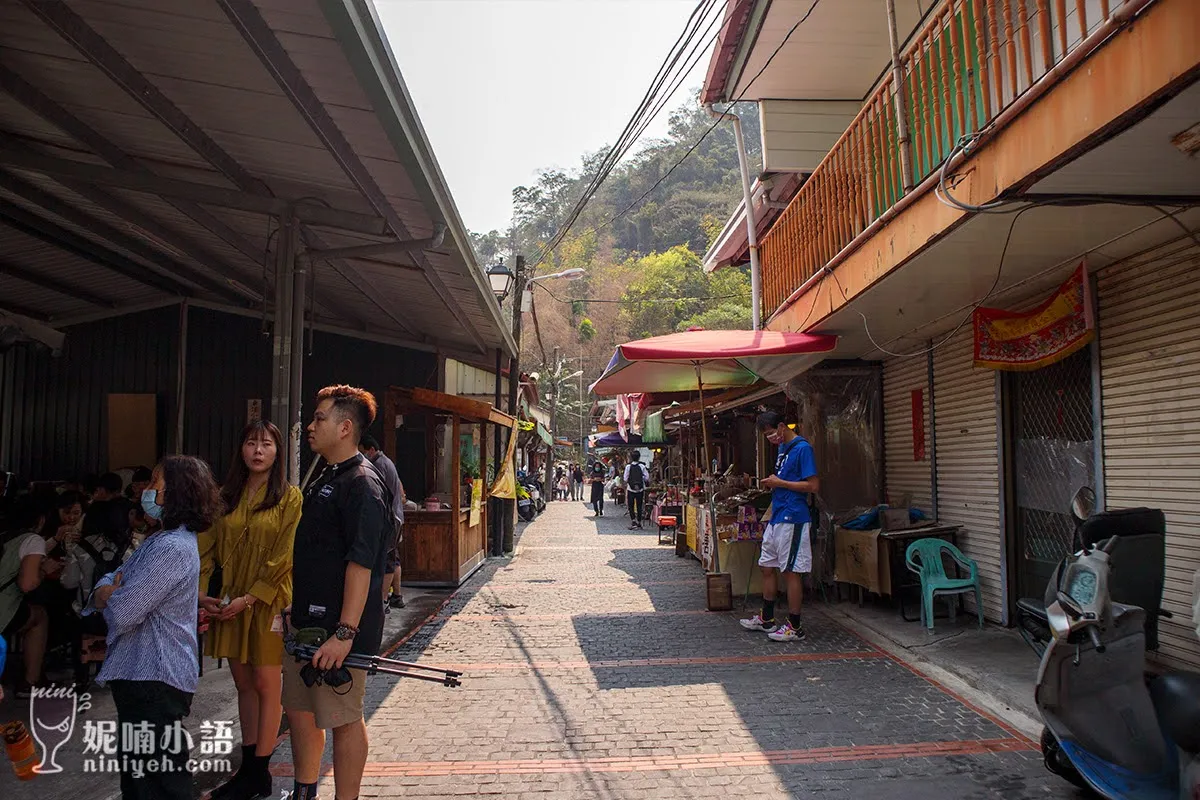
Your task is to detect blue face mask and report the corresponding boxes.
[141,488,163,521]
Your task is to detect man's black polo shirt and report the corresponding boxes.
[292,453,390,655]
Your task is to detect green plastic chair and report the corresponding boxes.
[905,538,984,631]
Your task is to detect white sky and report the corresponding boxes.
[376,0,706,235]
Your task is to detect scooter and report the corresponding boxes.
[516,484,536,522]
[1030,487,1200,798]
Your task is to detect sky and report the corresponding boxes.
[376,0,707,236]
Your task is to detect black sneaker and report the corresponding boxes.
[388,595,406,609]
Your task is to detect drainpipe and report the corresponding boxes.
[706,104,762,330]
[885,0,914,191]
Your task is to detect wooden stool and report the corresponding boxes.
[657,515,678,545]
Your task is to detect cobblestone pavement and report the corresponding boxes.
[274,502,1085,799]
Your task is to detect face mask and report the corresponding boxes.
[141,488,163,521]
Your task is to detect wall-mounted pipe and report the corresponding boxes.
[705,104,762,330]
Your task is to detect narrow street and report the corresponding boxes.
[277,502,1077,799]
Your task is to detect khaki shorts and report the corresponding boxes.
[281,650,367,730]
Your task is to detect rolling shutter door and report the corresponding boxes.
[883,355,932,513]
[1098,239,1200,670]
[933,327,1005,623]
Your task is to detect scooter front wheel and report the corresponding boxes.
[1040,727,1093,794]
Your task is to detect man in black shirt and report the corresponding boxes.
[283,384,391,800]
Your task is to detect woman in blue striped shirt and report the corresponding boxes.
[87,455,221,800]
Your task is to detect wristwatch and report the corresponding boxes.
[334,622,358,641]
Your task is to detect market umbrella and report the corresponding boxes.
[590,330,838,573]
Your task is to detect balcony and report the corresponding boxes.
[759,0,1152,320]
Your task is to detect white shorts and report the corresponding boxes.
[758,522,812,573]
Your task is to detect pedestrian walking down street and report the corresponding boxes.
[589,460,606,517]
[571,463,585,501]
[199,420,302,800]
[624,452,649,530]
[360,434,406,611]
[739,411,819,643]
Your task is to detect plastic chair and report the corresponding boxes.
[905,538,984,631]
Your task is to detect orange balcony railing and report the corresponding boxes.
[760,0,1141,320]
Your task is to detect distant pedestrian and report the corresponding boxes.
[624,452,649,530]
[589,460,606,517]
[571,464,584,501]
[739,411,819,643]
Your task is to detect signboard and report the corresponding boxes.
[973,262,1094,371]
[247,399,262,424]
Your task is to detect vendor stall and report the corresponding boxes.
[383,387,515,587]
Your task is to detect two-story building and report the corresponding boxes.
[701,0,1199,668]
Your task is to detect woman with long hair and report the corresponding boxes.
[88,456,221,799]
[199,420,302,800]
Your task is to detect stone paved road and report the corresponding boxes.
[275,502,1085,799]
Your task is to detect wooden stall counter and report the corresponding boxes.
[385,386,515,588]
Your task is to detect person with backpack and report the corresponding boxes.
[624,452,650,530]
[0,500,59,698]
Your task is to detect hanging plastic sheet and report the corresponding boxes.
[783,367,883,515]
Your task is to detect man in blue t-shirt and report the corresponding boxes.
[740,411,820,642]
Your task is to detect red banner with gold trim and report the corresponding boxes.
[973,263,1094,371]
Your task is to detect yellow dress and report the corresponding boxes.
[198,483,302,666]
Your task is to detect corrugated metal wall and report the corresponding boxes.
[933,327,1005,623]
[301,328,438,500]
[883,354,933,513]
[183,307,272,481]
[0,304,441,494]
[0,306,179,480]
[1097,239,1200,670]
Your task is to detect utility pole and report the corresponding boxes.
[505,254,527,416]
[579,343,585,463]
[502,254,525,555]
[545,345,560,501]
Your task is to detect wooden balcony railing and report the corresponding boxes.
[760,0,1134,319]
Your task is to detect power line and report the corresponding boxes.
[534,281,744,305]
[528,0,727,270]
[535,0,825,265]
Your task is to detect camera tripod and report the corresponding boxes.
[282,617,462,688]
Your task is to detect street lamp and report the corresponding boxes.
[486,259,515,301]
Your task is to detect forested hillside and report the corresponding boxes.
[469,97,762,434]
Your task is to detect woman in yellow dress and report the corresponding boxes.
[199,420,302,800]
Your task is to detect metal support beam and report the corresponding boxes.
[0,198,189,296]
[271,210,297,450]
[219,0,489,354]
[0,255,112,307]
[0,148,388,235]
[288,222,307,485]
[0,300,50,321]
[0,63,273,271]
[300,225,446,263]
[22,0,428,342]
[0,168,252,304]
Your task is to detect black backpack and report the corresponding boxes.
[76,537,124,590]
[626,463,646,492]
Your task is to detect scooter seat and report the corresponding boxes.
[1149,671,1200,753]
[1016,597,1049,624]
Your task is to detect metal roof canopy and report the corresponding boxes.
[0,0,515,361]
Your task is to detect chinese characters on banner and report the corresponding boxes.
[973,262,1095,371]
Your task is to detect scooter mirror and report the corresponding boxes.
[1070,486,1096,522]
